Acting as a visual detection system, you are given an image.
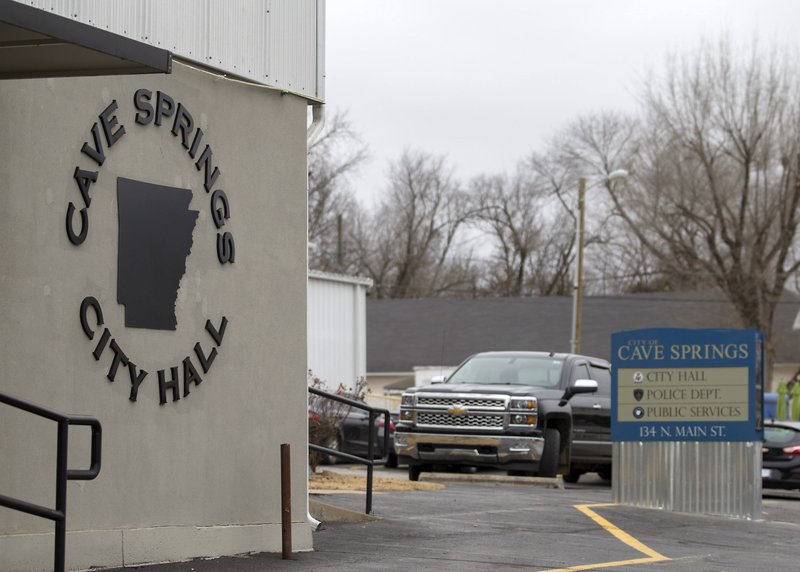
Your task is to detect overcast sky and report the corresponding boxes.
[324,0,800,207]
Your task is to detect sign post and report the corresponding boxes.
[611,328,764,520]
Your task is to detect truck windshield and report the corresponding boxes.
[447,355,563,388]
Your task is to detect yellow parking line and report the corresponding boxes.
[543,503,670,572]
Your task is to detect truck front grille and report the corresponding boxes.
[401,393,513,430]
[417,412,504,429]
[416,396,506,409]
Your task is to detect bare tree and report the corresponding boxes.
[604,38,800,368]
[526,150,587,295]
[528,208,576,295]
[471,170,541,296]
[308,110,369,272]
[471,163,573,296]
[590,227,678,293]
[352,150,477,298]
[545,103,735,295]
[545,112,666,294]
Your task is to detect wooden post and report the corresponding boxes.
[281,443,292,560]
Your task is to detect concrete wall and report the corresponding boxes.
[0,62,311,570]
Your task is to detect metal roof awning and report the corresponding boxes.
[0,0,171,79]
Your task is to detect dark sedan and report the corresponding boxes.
[336,409,395,461]
[762,420,800,489]
[311,408,395,465]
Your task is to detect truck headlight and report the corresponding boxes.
[509,397,537,410]
[510,397,537,426]
[401,393,414,406]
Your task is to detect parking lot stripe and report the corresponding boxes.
[543,503,670,572]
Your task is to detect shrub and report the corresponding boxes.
[307,372,367,472]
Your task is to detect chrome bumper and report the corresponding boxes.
[394,431,544,464]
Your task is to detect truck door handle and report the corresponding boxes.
[592,404,602,409]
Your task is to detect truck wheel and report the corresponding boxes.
[538,428,560,478]
[562,469,583,483]
[408,464,422,481]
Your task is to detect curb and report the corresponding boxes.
[419,472,565,489]
[309,498,382,524]
[763,488,800,500]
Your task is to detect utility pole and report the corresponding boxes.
[570,177,586,354]
[570,170,627,354]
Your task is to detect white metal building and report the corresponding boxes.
[307,270,372,392]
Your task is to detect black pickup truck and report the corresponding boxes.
[394,351,612,482]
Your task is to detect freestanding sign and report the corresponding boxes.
[612,328,763,442]
[611,328,764,520]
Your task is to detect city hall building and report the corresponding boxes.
[0,1,324,569]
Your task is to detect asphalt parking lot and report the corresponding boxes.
[110,465,800,572]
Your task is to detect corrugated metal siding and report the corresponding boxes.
[613,442,762,520]
[269,0,318,97]
[308,274,369,391]
[14,0,324,101]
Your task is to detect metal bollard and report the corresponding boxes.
[281,443,292,559]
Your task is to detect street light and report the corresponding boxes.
[570,169,628,355]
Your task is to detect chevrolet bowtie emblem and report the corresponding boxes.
[448,404,468,416]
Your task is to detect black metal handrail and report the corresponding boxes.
[308,387,390,514]
[0,391,102,572]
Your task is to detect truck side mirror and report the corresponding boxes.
[430,375,447,384]
[559,378,598,406]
